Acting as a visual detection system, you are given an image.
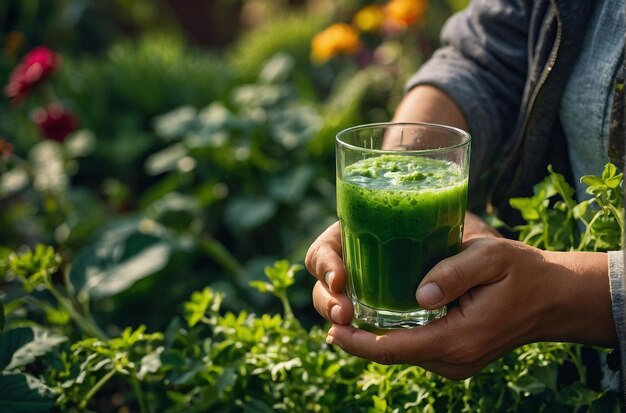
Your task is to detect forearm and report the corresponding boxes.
[392,85,468,131]
[541,251,617,348]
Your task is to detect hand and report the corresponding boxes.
[305,213,500,327]
[306,224,616,380]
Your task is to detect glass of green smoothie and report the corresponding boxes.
[336,122,470,329]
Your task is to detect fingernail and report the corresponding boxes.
[330,305,341,324]
[417,282,444,306]
[325,271,335,288]
[325,335,335,345]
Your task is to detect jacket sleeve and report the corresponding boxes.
[608,250,626,388]
[405,0,532,185]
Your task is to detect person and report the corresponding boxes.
[305,0,626,385]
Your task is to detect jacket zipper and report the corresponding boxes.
[487,6,562,214]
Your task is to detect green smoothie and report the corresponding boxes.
[337,154,467,312]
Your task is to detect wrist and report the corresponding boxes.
[540,251,616,347]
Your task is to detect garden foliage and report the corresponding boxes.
[1,166,623,412]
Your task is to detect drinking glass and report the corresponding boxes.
[336,122,471,328]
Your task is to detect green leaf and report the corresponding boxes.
[268,165,315,204]
[183,288,224,327]
[605,174,623,189]
[137,346,164,379]
[153,105,198,141]
[28,141,67,193]
[263,260,302,291]
[0,327,66,371]
[64,129,96,158]
[0,373,54,413]
[224,196,277,233]
[555,382,603,406]
[144,143,188,176]
[69,220,173,301]
[249,281,274,294]
[602,163,618,182]
[268,105,321,149]
[372,395,388,412]
[580,175,604,188]
[507,372,547,396]
[258,52,295,84]
[509,197,541,221]
[216,366,237,396]
[572,200,590,220]
[548,166,576,209]
[5,245,61,293]
[529,364,557,392]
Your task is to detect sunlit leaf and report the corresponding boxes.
[137,346,164,379]
[263,260,301,291]
[183,288,224,327]
[259,52,295,84]
[153,105,198,141]
[602,163,618,182]
[29,141,68,194]
[69,220,174,300]
[0,327,66,371]
[64,129,96,158]
[144,143,188,176]
[572,200,590,220]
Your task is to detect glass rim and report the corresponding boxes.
[335,121,471,155]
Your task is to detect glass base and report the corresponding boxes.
[352,300,446,329]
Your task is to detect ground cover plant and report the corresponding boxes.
[1,164,623,412]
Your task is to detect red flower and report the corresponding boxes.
[4,46,61,105]
[0,138,13,161]
[33,104,78,142]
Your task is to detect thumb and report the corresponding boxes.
[415,238,509,309]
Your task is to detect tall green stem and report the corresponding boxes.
[45,279,108,340]
[131,374,150,413]
[79,368,116,409]
[279,292,294,322]
[197,235,245,278]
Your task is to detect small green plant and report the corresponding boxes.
[510,163,623,251]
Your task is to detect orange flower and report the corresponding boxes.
[352,5,385,33]
[311,23,362,64]
[385,0,427,27]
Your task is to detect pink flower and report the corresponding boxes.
[4,46,61,105]
[32,103,78,142]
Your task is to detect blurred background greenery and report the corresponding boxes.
[0,0,468,332]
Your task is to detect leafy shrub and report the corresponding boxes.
[0,165,622,412]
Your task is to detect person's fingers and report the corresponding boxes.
[312,281,353,325]
[326,313,515,379]
[416,238,527,310]
[325,318,451,365]
[305,221,345,293]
